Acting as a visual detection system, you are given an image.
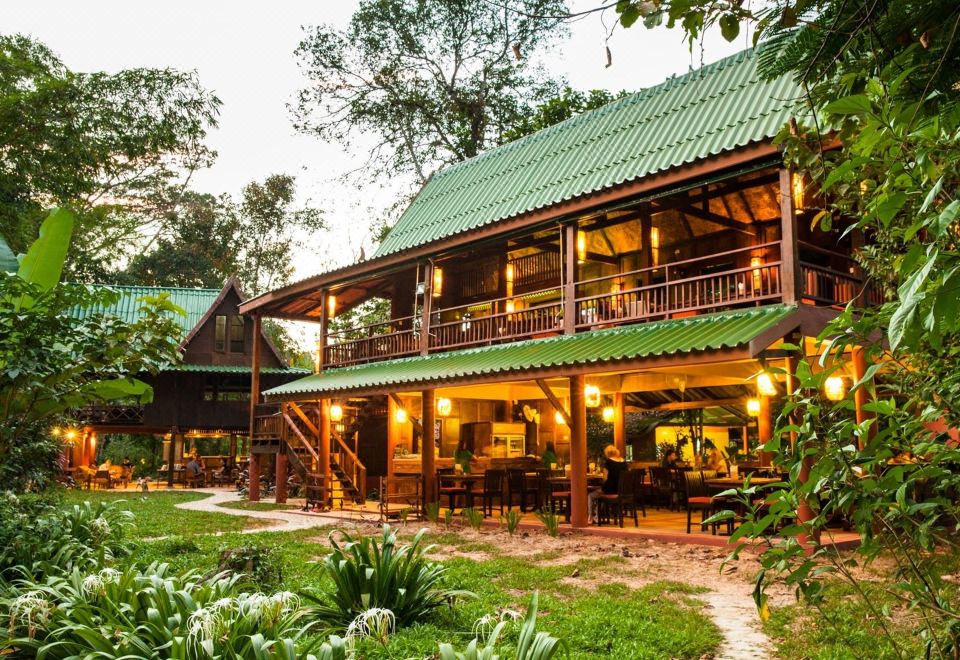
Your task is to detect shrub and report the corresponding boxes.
[0,496,132,580]
[218,541,284,592]
[1,562,318,658]
[305,525,473,631]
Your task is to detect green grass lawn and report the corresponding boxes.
[58,489,268,538]
[126,523,723,659]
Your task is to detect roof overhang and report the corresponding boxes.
[240,143,783,321]
[264,304,810,401]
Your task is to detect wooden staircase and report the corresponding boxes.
[252,401,369,509]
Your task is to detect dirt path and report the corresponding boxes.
[175,489,342,533]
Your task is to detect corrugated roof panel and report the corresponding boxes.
[265,305,796,398]
[171,364,309,375]
[372,47,800,261]
[72,285,221,338]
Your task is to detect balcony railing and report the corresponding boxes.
[429,285,563,351]
[324,314,420,367]
[318,240,878,369]
[575,243,783,328]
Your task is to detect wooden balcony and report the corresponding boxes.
[317,241,873,370]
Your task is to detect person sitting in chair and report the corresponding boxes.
[589,445,627,524]
[185,455,204,485]
[541,441,559,469]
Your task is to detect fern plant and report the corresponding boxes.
[425,501,441,523]
[305,525,473,630]
[534,508,560,538]
[461,507,484,531]
[499,510,521,536]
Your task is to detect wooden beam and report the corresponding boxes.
[664,203,754,236]
[569,374,588,528]
[649,397,746,412]
[420,262,434,356]
[779,168,800,304]
[536,379,571,426]
[563,224,576,334]
[613,391,626,456]
[421,389,436,505]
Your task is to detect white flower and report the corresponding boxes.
[9,591,52,638]
[98,568,121,584]
[81,574,105,597]
[346,608,395,646]
[89,516,111,539]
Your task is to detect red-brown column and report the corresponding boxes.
[758,395,773,467]
[319,399,331,507]
[852,346,875,450]
[248,313,262,501]
[569,375,588,528]
[613,392,626,457]
[387,396,399,479]
[421,390,436,505]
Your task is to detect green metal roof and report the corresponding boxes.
[73,285,221,337]
[170,364,310,375]
[0,235,17,273]
[265,305,797,399]
[373,47,800,259]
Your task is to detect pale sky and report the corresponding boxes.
[6,1,746,281]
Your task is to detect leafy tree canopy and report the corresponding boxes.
[0,34,221,280]
[292,0,570,188]
[502,86,628,142]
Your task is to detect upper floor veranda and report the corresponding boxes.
[244,160,878,372]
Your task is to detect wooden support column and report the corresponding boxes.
[779,168,801,304]
[167,430,178,488]
[420,262,434,356]
[319,399,331,506]
[275,450,289,503]
[562,223,577,334]
[613,392,626,457]
[640,209,653,284]
[758,395,774,467]
[248,313,262,501]
[569,374,588,528]
[387,395,399,478]
[421,389,437,505]
[318,289,329,372]
[852,346,875,449]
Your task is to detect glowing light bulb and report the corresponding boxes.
[602,406,615,423]
[757,372,777,397]
[746,398,761,417]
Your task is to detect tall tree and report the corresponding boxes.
[0,34,220,279]
[501,87,628,142]
[292,0,570,188]
[603,0,960,651]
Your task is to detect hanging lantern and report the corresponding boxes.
[64,428,78,442]
[505,299,516,314]
[750,257,763,293]
[554,410,566,425]
[394,408,408,424]
[329,404,344,422]
[792,172,805,209]
[756,372,778,397]
[746,398,761,417]
[432,267,443,297]
[51,426,62,438]
[577,230,587,263]
[824,376,846,402]
[584,384,601,408]
[327,294,337,318]
[602,406,615,423]
[650,227,660,266]
[437,397,452,417]
[505,263,515,297]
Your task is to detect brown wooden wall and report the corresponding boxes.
[183,287,284,369]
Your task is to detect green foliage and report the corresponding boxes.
[502,87,627,143]
[462,507,485,531]
[0,34,220,280]
[426,501,441,523]
[293,0,569,187]
[444,508,455,529]
[218,542,285,592]
[305,525,474,631]
[98,434,164,476]
[500,510,522,535]
[0,209,182,490]
[1,563,318,659]
[534,508,560,538]
[0,495,132,581]
[438,592,565,660]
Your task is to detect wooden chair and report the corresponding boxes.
[379,476,421,522]
[649,467,673,509]
[478,469,506,517]
[437,471,468,512]
[683,471,733,535]
[184,470,205,489]
[548,482,571,522]
[506,468,538,512]
[596,469,642,528]
[92,470,112,490]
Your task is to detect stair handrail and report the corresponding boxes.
[332,429,366,502]
[288,401,321,438]
[282,412,321,466]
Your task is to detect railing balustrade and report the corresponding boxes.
[323,314,419,367]
[429,285,563,351]
[798,242,879,306]
[574,243,783,328]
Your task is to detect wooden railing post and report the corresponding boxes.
[563,223,576,334]
[779,168,800,304]
[318,289,329,372]
[420,262,434,355]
